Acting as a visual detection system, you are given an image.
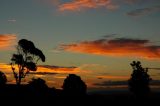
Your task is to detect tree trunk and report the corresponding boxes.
[17,79,21,85]
[17,71,22,85]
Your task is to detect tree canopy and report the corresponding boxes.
[0,71,7,87]
[128,61,152,96]
[62,74,87,96]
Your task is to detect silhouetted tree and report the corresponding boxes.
[28,78,48,97]
[62,74,87,96]
[11,39,45,85]
[0,71,7,87]
[28,78,48,90]
[128,61,152,96]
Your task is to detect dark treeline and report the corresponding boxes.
[0,63,159,105]
[0,39,160,105]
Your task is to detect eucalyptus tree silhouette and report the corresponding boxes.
[11,39,45,85]
[62,74,87,96]
[128,61,152,96]
[0,71,7,87]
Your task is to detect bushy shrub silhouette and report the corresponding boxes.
[62,74,87,96]
[128,61,152,96]
[0,71,7,87]
[29,78,48,90]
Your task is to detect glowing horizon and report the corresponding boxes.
[0,0,160,89]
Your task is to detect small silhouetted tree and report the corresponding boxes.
[11,39,45,85]
[128,61,152,96]
[62,74,87,96]
[28,78,48,96]
[0,71,7,87]
[28,78,48,90]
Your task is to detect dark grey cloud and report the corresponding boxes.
[94,80,160,87]
[29,72,58,75]
[127,5,160,16]
[107,38,149,45]
[103,34,117,38]
[94,81,128,86]
[39,65,77,70]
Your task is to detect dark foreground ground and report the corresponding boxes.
[0,85,160,106]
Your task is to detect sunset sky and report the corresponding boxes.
[0,0,160,90]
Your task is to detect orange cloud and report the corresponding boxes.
[96,75,129,80]
[0,34,17,50]
[54,76,66,79]
[60,38,160,59]
[38,65,79,74]
[1,63,102,76]
[51,0,159,12]
[58,0,118,11]
[0,63,79,75]
[0,63,11,73]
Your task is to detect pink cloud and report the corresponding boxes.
[58,0,118,11]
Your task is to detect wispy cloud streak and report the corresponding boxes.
[127,5,160,16]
